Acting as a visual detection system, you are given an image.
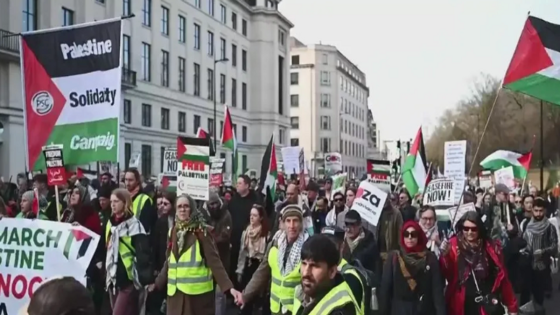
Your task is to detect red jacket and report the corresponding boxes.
[62,205,101,235]
[440,236,518,315]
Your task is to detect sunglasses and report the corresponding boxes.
[403,231,418,238]
[334,198,344,202]
[462,226,478,233]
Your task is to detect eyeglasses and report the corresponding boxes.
[160,202,170,207]
[403,231,418,239]
[462,226,478,233]
[344,221,357,227]
[420,216,434,221]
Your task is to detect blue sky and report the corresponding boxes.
[280,0,560,142]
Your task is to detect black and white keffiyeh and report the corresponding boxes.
[277,231,308,276]
[105,216,146,292]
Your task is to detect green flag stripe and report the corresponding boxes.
[179,154,210,164]
[505,73,560,106]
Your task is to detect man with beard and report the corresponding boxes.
[375,196,403,266]
[520,197,558,307]
[292,235,359,315]
[123,168,157,233]
[325,192,348,229]
[274,183,313,235]
[306,181,320,213]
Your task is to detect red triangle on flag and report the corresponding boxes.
[177,137,186,158]
[162,176,170,189]
[76,168,84,179]
[504,17,553,86]
[517,151,533,171]
[71,229,92,241]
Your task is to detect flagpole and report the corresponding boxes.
[520,135,536,196]
[540,100,544,192]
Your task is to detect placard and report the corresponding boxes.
[494,167,515,190]
[177,136,210,200]
[42,144,66,186]
[163,149,177,176]
[447,202,477,229]
[351,180,388,226]
[423,178,455,207]
[281,146,302,175]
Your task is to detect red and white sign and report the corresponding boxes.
[42,144,66,186]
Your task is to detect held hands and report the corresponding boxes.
[507,224,514,231]
[147,284,156,292]
[230,288,244,308]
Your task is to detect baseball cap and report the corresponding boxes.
[344,210,362,225]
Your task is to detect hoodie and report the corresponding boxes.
[203,192,233,269]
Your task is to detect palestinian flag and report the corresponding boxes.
[503,16,560,105]
[259,135,277,200]
[177,136,210,169]
[221,106,238,178]
[196,127,215,156]
[480,150,532,179]
[366,159,391,181]
[401,127,427,197]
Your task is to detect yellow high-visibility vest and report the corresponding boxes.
[268,246,301,313]
[293,280,360,315]
[105,222,135,280]
[167,239,213,296]
[132,193,151,218]
[339,259,365,315]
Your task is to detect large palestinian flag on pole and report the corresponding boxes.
[503,16,560,105]
[401,127,427,197]
[21,19,122,170]
[480,150,532,179]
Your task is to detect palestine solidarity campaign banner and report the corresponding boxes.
[0,218,100,314]
[21,18,122,170]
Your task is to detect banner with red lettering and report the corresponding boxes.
[0,218,99,314]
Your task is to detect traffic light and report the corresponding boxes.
[406,141,411,153]
[396,140,401,149]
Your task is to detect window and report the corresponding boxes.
[178,57,186,92]
[62,7,74,26]
[141,43,151,81]
[207,31,214,56]
[241,50,247,71]
[23,0,38,32]
[220,74,226,104]
[141,145,152,177]
[220,5,226,23]
[123,99,131,124]
[208,0,214,16]
[124,143,131,169]
[231,79,237,107]
[220,38,226,59]
[242,126,247,142]
[142,0,151,26]
[290,73,298,85]
[242,19,247,36]
[231,44,237,67]
[161,6,169,35]
[123,0,131,15]
[161,50,169,87]
[178,111,186,132]
[207,118,214,136]
[178,15,186,42]
[142,104,152,127]
[291,55,299,65]
[320,116,331,130]
[160,146,166,172]
[207,69,214,100]
[278,128,285,145]
[195,0,200,8]
[193,115,201,134]
[122,35,131,69]
[320,94,331,108]
[194,23,201,50]
[322,53,328,65]
[278,30,285,46]
[161,108,170,130]
[242,83,247,110]
[242,155,247,174]
[232,12,237,30]
[290,95,299,107]
[320,71,330,85]
[290,117,299,129]
[321,138,331,153]
[193,63,200,96]
[290,138,299,146]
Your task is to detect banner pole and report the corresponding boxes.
[55,185,61,221]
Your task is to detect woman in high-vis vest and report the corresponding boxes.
[235,204,309,315]
[104,188,154,315]
[150,193,241,315]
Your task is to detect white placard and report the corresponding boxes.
[0,218,99,315]
[447,202,477,229]
[494,167,515,190]
[351,180,388,226]
[423,178,455,207]
[444,140,467,178]
[281,146,302,175]
[163,149,177,176]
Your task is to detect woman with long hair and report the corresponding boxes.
[379,221,446,315]
[236,204,269,315]
[151,194,241,315]
[103,188,153,315]
[440,211,518,315]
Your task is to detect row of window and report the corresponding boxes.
[123,99,250,141]
[288,138,366,158]
[340,75,367,104]
[290,116,365,139]
[290,72,331,86]
[341,97,367,122]
[124,143,249,178]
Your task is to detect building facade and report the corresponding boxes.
[289,37,369,178]
[366,110,384,160]
[0,0,292,179]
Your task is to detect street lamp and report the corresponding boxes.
[213,57,229,150]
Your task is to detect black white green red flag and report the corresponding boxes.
[220,106,238,178]
[401,127,427,197]
[504,16,560,105]
[258,135,277,200]
[21,18,122,170]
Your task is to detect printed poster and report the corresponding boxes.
[423,178,455,207]
[351,180,388,226]
[324,152,342,174]
[177,136,210,200]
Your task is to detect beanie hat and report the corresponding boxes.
[281,204,303,221]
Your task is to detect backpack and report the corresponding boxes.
[341,259,375,315]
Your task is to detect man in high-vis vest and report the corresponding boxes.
[232,205,308,315]
[124,169,158,233]
[293,234,359,315]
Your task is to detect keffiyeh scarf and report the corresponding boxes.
[105,216,146,293]
[277,231,309,276]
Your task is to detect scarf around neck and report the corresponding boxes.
[277,231,308,276]
[244,224,266,258]
[346,229,365,252]
[458,236,489,285]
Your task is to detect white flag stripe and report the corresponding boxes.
[184,144,209,156]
